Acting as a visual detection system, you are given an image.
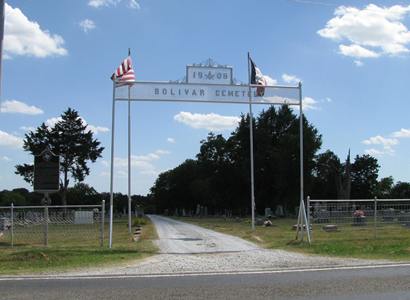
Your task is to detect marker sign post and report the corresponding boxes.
[34,147,60,204]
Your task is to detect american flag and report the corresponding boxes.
[111,56,135,83]
[249,57,266,97]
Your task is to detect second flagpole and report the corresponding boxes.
[247,52,256,231]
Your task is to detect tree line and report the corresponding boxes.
[149,106,410,216]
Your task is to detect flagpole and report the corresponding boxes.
[127,83,132,234]
[109,79,116,249]
[127,48,132,234]
[247,52,256,231]
[299,81,310,243]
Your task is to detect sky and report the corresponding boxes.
[1,0,410,195]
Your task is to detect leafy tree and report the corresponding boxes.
[311,150,341,199]
[67,183,100,205]
[15,108,104,205]
[390,181,410,199]
[150,106,322,215]
[0,191,27,206]
[350,154,380,198]
[375,176,394,199]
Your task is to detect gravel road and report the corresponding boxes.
[149,214,259,254]
[59,215,394,276]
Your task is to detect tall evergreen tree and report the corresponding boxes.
[15,108,104,205]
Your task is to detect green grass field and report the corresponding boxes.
[176,217,410,261]
[0,217,158,275]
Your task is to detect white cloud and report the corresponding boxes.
[88,0,140,9]
[155,149,170,155]
[167,137,176,144]
[0,130,23,148]
[362,133,403,157]
[174,111,240,131]
[0,100,43,115]
[128,0,141,9]
[282,73,301,84]
[20,126,35,132]
[79,19,96,33]
[45,117,62,128]
[392,128,410,138]
[362,135,398,149]
[87,124,109,134]
[354,60,364,67]
[88,0,117,8]
[303,97,319,110]
[4,3,67,58]
[318,4,410,59]
[113,149,169,176]
[45,116,109,134]
[339,44,379,58]
[1,156,11,161]
[263,75,277,86]
[364,148,385,156]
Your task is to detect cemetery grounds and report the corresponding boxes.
[175,216,410,261]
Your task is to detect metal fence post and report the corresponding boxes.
[11,203,14,247]
[374,196,377,239]
[44,204,49,247]
[100,200,105,247]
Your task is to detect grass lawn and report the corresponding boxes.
[0,217,158,275]
[176,217,410,261]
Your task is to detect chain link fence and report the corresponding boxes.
[307,197,410,241]
[0,202,105,247]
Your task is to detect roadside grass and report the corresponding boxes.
[0,217,158,275]
[176,217,410,261]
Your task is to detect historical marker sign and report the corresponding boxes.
[33,148,60,192]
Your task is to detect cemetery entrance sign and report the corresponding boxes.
[108,59,309,247]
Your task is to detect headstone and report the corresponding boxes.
[398,211,410,226]
[265,208,272,217]
[196,204,201,216]
[323,224,338,232]
[382,208,395,222]
[0,218,11,231]
[317,209,330,223]
[275,205,284,217]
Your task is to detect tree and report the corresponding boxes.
[150,106,322,215]
[15,108,104,205]
[67,183,99,205]
[375,176,394,199]
[312,150,341,199]
[350,154,380,198]
[390,181,410,199]
[0,191,27,206]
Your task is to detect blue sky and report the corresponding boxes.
[1,0,410,195]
